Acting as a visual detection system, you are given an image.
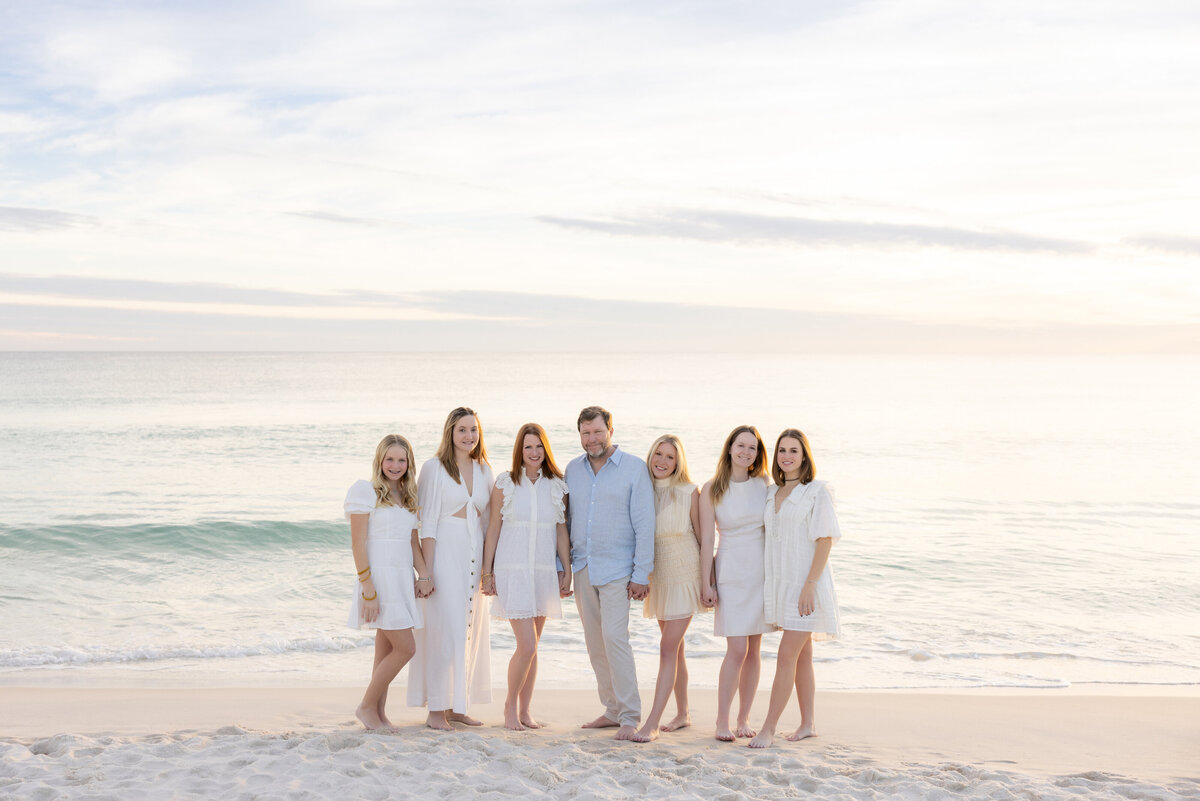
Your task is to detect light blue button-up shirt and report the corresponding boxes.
[564,446,655,586]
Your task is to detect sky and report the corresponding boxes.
[1,0,1198,352]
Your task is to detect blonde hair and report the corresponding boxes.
[371,434,418,512]
[771,428,816,485]
[436,406,489,484]
[709,425,767,506]
[645,434,692,487]
[509,423,564,483]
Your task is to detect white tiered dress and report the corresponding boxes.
[713,477,773,637]
[407,458,494,713]
[344,480,422,631]
[491,471,569,620]
[643,479,706,621]
[763,480,841,639]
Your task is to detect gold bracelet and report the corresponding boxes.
[359,571,372,583]
[361,591,377,601]
[357,565,370,575]
[416,577,432,582]
[481,573,493,579]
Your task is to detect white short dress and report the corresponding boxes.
[713,477,773,637]
[763,481,841,639]
[344,480,422,631]
[407,458,494,713]
[491,471,568,620]
[643,479,706,621]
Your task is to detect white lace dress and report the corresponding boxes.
[343,480,422,631]
[763,480,841,639]
[491,471,568,620]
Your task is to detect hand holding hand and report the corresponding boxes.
[558,570,573,598]
[627,581,650,601]
[701,584,718,608]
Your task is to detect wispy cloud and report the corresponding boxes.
[538,209,1091,254]
[0,206,98,232]
[285,210,408,228]
[1123,235,1200,256]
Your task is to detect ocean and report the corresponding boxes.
[1,352,1197,692]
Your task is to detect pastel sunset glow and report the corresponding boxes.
[2,1,1198,351]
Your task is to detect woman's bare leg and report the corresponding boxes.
[372,632,394,727]
[715,636,749,740]
[633,617,691,742]
[518,617,547,728]
[749,631,809,748]
[661,634,692,731]
[504,618,538,730]
[734,634,762,737]
[787,635,818,741]
[356,629,415,731]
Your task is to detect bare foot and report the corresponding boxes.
[376,701,393,729]
[748,730,774,748]
[503,709,526,731]
[786,724,817,741]
[426,711,453,731]
[661,713,691,732]
[581,714,619,729]
[448,713,483,726]
[735,723,757,738]
[518,714,544,729]
[631,726,659,743]
[715,723,735,742]
[613,724,637,741]
[355,703,385,731]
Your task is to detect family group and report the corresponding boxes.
[343,405,842,748]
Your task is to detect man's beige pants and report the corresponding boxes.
[574,564,641,727]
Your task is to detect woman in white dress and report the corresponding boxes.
[632,434,706,743]
[749,429,841,749]
[480,423,572,731]
[699,425,772,742]
[345,434,434,731]
[407,407,495,730]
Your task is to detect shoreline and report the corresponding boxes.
[3,686,1197,784]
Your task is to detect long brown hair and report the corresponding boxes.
[709,424,767,506]
[771,428,816,485]
[371,434,419,512]
[509,423,563,483]
[435,406,489,484]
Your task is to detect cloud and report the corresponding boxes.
[1123,235,1200,256]
[285,210,407,228]
[0,206,98,232]
[538,209,1091,254]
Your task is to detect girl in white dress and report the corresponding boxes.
[407,407,495,730]
[632,434,706,743]
[749,429,841,749]
[345,434,434,731]
[480,423,572,731]
[699,425,772,742]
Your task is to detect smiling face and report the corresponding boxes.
[579,415,613,459]
[729,431,759,471]
[380,444,409,484]
[522,432,545,474]
[650,441,678,480]
[775,437,805,479]
[452,415,479,456]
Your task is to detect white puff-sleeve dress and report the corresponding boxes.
[763,480,841,639]
[407,458,494,713]
[344,480,422,631]
[491,471,568,620]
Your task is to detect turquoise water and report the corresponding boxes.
[1,352,1197,690]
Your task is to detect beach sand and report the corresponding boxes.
[2,687,1197,800]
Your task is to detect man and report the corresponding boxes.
[564,405,655,740]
